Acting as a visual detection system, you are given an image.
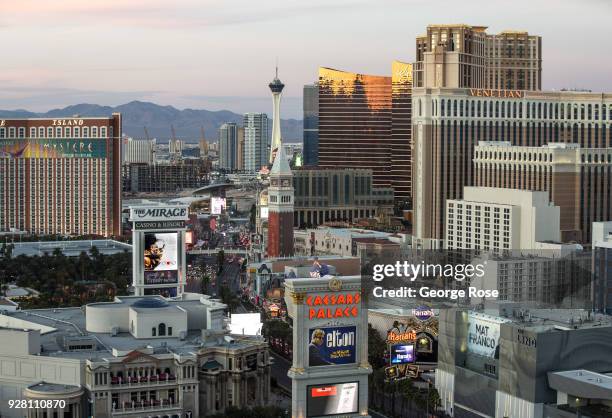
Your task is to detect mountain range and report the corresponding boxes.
[0,101,303,142]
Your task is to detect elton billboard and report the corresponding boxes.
[308,326,356,367]
[144,233,178,272]
[0,138,106,158]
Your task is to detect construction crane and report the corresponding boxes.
[143,126,150,141]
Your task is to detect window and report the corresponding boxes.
[158,323,166,336]
[152,327,156,336]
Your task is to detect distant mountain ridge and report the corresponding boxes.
[0,101,303,142]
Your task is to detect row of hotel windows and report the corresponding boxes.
[475,150,612,163]
[421,98,612,121]
[0,126,108,139]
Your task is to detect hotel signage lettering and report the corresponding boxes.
[387,330,416,343]
[129,206,189,222]
[133,220,186,230]
[516,329,537,348]
[52,119,85,126]
[469,89,524,99]
[306,292,360,320]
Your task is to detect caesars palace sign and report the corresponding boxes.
[469,89,524,99]
[306,292,361,320]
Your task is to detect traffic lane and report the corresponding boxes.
[270,352,292,391]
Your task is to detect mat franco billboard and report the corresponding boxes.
[0,138,106,158]
[307,382,359,417]
[308,326,356,367]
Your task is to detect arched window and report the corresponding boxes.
[158,323,166,336]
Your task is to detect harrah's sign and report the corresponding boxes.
[469,88,524,99]
[306,292,360,320]
[129,206,189,222]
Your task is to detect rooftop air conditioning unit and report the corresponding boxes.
[179,330,187,341]
[110,327,119,336]
[224,336,236,344]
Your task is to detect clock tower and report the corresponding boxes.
[267,145,294,257]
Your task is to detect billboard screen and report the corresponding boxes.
[390,344,415,364]
[0,138,106,158]
[144,270,178,285]
[144,233,178,271]
[307,382,359,417]
[308,326,356,367]
[211,197,226,215]
[467,313,507,358]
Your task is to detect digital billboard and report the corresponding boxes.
[0,139,106,158]
[210,197,226,215]
[390,344,415,364]
[308,326,356,367]
[467,313,509,358]
[144,270,178,285]
[143,233,178,271]
[307,382,359,417]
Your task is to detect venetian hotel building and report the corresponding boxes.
[412,88,612,246]
[0,115,122,236]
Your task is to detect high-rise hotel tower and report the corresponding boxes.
[0,114,122,236]
[317,62,413,202]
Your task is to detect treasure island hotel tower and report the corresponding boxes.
[0,114,122,237]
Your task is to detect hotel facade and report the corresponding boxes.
[414,24,542,91]
[412,88,612,246]
[0,115,122,237]
[317,62,413,202]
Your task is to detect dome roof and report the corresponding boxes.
[132,298,170,309]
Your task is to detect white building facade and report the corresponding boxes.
[445,187,560,251]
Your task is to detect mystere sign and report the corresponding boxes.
[129,206,189,222]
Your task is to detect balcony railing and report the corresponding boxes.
[109,374,177,388]
[111,399,181,415]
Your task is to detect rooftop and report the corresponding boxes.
[9,240,132,257]
[1,294,261,361]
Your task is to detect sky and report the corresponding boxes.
[0,0,611,119]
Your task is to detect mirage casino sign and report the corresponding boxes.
[306,292,361,320]
[129,205,189,222]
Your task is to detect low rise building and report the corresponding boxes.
[308,227,392,257]
[292,167,394,228]
[0,294,271,418]
[122,160,208,194]
[446,187,561,251]
[437,307,612,418]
